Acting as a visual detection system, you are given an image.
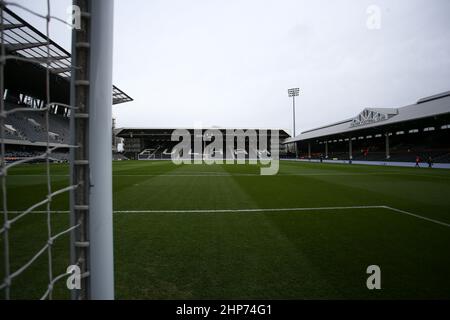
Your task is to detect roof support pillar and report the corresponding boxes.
[325,141,328,159]
[308,142,311,159]
[349,138,353,162]
[385,133,390,160]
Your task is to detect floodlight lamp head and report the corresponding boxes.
[288,88,300,97]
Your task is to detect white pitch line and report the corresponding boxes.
[107,172,450,177]
[111,206,450,229]
[8,172,450,178]
[382,206,450,228]
[117,206,450,228]
[114,174,236,177]
[5,205,382,214]
[112,205,385,213]
[6,205,450,228]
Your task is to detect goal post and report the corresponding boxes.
[70,0,115,300]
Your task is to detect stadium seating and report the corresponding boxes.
[4,149,68,163]
[2,123,25,140]
[296,142,450,163]
[113,152,129,161]
[4,102,70,144]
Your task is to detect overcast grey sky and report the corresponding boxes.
[12,0,450,135]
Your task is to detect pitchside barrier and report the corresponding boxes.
[284,158,450,169]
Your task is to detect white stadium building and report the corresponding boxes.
[284,91,450,168]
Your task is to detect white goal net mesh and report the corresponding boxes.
[0,0,81,300]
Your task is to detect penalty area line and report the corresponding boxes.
[116,205,450,228]
[112,205,385,213]
[382,206,450,228]
[6,205,449,228]
[6,205,383,214]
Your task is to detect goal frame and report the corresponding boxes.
[70,0,115,300]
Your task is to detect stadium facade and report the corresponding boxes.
[116,128,290,160]
[284,91,450,166]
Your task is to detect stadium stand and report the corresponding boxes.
[116,128,290,160]
[4,101,69,144]
[1,5,132,163]
[286,91,450,165]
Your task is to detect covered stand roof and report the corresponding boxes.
[285,91,450,143]
[1,5,133,105]
[117,127,290,139]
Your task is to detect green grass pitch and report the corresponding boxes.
[1,160,450,299]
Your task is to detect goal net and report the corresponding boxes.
[0,0,115,300]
